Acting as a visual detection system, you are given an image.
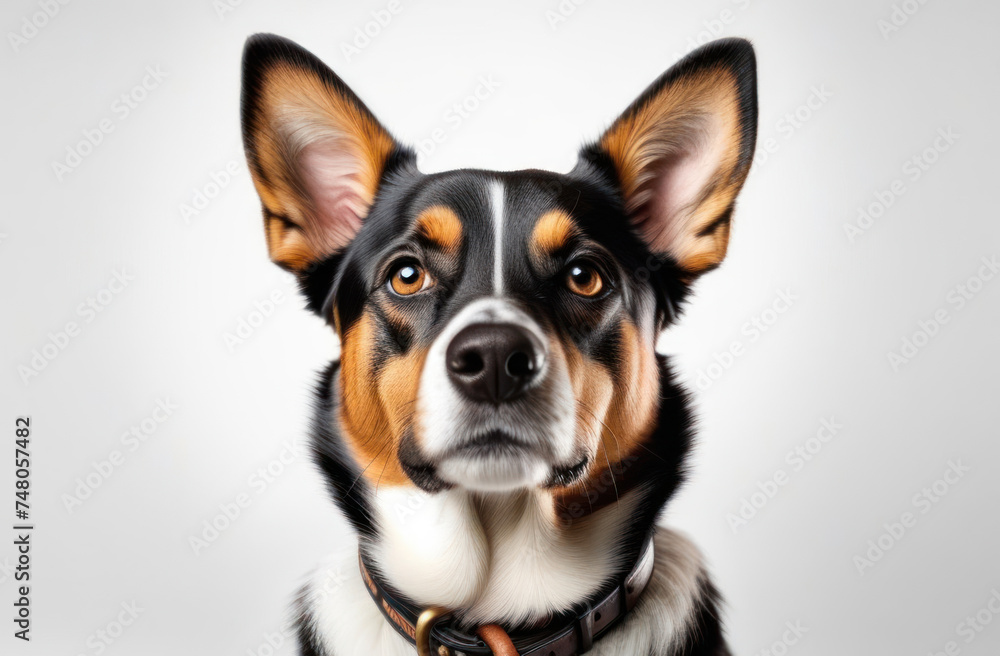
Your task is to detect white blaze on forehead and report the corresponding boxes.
[490,180,505,294]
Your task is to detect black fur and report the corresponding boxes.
[309,363,375,539]
[294,585,327,656]
[678,580,731,656]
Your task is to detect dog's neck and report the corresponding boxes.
[366,484,646,627]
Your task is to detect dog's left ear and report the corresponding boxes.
[585,38,758,276]
[241,34,405,274]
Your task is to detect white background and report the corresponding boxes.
[2,0,999,654]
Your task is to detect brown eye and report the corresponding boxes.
[566,263,604,297]
[389,263,429,296]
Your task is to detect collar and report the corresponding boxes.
[358,536,655,656]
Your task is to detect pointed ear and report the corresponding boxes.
[241,34,408,273]
[587,38,757,275]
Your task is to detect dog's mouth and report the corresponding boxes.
[416,427,590,494]
[435,428,553,492]
[445,429,539,459]
[400,403,592,493]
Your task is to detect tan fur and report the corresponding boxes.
[338,313,427,488]
[415,205,464,254]
[553,319,659,517]
[600,320,659,462]
[558,334,615,462]
[530,210,579,259]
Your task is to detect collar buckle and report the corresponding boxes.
[416,606,451,656]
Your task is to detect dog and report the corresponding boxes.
[240,33,757,656]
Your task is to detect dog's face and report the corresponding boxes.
[242,35,756,495]
[330,169,663,495]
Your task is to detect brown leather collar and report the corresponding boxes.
[358,537,655,655]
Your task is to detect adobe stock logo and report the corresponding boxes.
[695,289,797,391]
[927,588,1000,656]
[750,85,832,175]
[245,622,299,656]
[844,127,959,243]
[753,620,809,656]
[339,0,404,63]
[415,75,502,160]
[852,459,970,576]
[728,417,843,534]
[877,0,932,40]
[75,601,144,656]
[223,289,287,352]
[545,0,589,31]
[179,159,243,225]
[213,0,249,21]
[7,0,73,53]
[188,439,301,555]
[887,255,999,371]
[62,398,179,514]
[50,66,169,182]
[18,268,136,386]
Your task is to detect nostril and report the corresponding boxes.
[446,322,545,403]
[450,350,484,375]
[505,351,533,378]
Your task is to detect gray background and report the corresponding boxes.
[2,0,998,654]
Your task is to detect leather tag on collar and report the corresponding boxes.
[478,625,520,656]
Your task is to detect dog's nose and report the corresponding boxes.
[446,323,545,403]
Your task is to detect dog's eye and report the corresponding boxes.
[565,262,604,298]
[388,262,431,296]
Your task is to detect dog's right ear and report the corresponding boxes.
[582,38,757,278]
[241,34,407,274]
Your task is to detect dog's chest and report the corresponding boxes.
[369,487,638,625]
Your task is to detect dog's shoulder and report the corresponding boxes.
[295,550,413,656]
[590,527,730,656]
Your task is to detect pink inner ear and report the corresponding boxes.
[638,116,726,256]
[298,137,370,254]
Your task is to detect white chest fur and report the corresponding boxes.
[371,486,638,626]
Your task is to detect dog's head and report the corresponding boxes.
[242,35,756,496]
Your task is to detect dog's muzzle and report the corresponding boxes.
[414,298,579,492]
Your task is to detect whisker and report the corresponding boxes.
[374,453,391,496]
[342,435,391,498]
[576,403,620,508]
[577,402,624,463]
[599,434,620,507]
[580,473,594,515]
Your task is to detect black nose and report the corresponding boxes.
[446,323,546,403]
